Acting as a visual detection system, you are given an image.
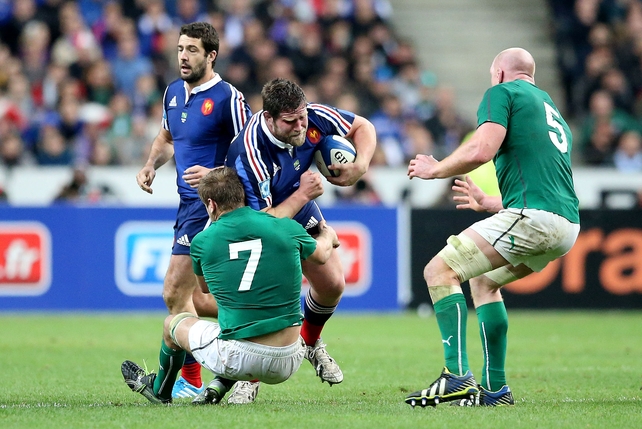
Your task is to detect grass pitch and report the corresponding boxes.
[0,311,641,429]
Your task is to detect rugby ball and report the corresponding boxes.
[314,135,357,178]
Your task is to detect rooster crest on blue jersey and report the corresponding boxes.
[314,135,357,178]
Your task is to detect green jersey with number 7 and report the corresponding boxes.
[477,80,579,224]
[190,206,317,340]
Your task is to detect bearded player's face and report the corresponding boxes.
[177,35,211,84]
[268,104,308,147]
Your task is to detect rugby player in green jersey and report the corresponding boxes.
[406,48,580,407]
[122,167,339,405]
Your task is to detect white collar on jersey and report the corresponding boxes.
[182,73,222,103]
[259,111,295,156]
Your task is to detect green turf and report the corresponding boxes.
[0,311,641,428]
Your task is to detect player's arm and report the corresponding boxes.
[305,221,340,265]
[196,275,209,294]
[452,175,504,213]
[136,128,174,194]
[264,170,324,219]
[408,122,505,180]
[328,115,377,186]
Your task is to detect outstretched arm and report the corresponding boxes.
[408,122,505,180]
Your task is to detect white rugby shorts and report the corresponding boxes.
[470,208,580,272]
[187,320,305,384]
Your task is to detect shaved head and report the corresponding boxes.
[490,47,536,85]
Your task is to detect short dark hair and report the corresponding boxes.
[261,78,307,118]
[198,167,246,212]
[180,22,219,63]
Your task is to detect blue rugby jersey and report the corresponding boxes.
[225,103,355,211]
[162,74,251,200]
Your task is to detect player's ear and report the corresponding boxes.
[207,199,217,217]
[209,50,217,63]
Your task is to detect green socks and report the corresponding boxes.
[476,301,508,391]
[154,340,186,400]
[433,293,469,376]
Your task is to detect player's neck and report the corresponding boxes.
[186,69,216,92]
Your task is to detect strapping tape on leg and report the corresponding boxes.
[428,285,463,303]
[484,266,519,286]
[438,234,492,282]
[169,312,197,345]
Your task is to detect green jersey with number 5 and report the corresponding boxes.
[477,80,579,223]
[190,206,317,340]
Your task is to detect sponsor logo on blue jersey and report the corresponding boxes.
[114,221,174,296]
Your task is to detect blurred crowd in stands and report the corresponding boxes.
[0,0,473,177]
[549,0,642,171]
[1,0,641,205]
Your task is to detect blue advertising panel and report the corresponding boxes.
[0,206,399,311]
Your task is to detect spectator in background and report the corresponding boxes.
[423,86,472,157]
[0,0,37,55]
[578,90,641,155]
[19,20,51,86]
[53,167,116,203]
[137,0,173,58]
[613,130,642,172]
[350,58,381,117]
[265,56,298,83]
[107,92,133,161]
[50,1,101,70]
[6,72,33,122]
[91,1,126,62]
[369,93,407,166]
[172,0,208,27]
[85,60,116,106]
[390,61,425,115]
[109,24,153,98]
[35,122,73,166]
[57,95,84,142]
[0,133,33,167]
[40,62,68,111]
[289,24,326,84]
[131,73,161,116]
[54,168,88,202]
[582,119,616,166]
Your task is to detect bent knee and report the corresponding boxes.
[423,256,458,286]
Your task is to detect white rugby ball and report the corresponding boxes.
[314,135,357,178]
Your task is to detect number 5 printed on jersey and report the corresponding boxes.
[544,102,568,153]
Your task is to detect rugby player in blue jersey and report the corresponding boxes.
[135,22,251,400]
[224,78,377,403]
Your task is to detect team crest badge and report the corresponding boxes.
[259,179,271,199]
[307,127,321,144]
[201,98,214,115]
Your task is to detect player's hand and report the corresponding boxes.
[318,220,340,248]
[183,165,213,188]
[136,166,156,194]
[407,154,438,180]
[452,175,486,212]
[298,170,324,201]
[326,161,367,187]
